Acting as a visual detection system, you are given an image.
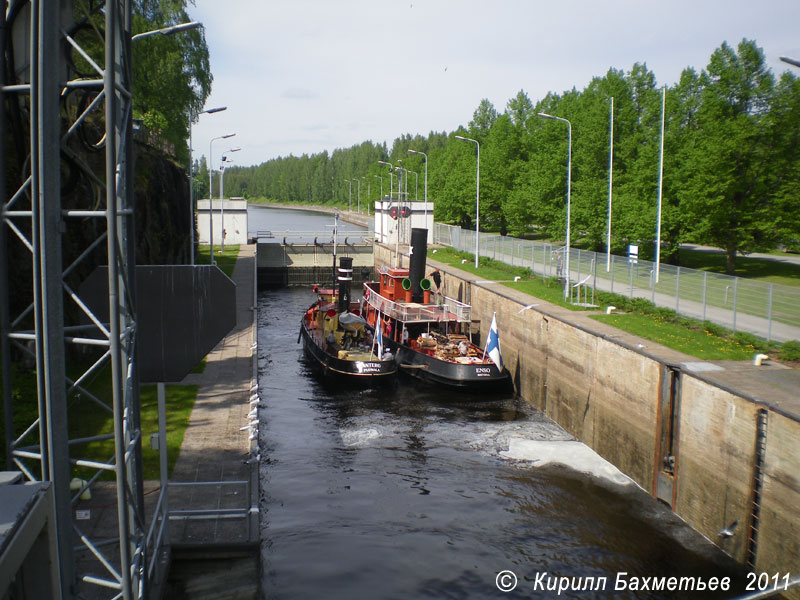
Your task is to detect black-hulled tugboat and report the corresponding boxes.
[361,228,511,391]
[300,256,397,382]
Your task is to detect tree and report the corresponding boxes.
[680,39,777,274]
[130,0,212,162]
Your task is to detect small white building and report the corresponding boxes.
[197,197,249,246]
[374,199,434,245]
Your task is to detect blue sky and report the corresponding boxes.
[187,0,800,168]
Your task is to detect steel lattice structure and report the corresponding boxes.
[1,1,148,598]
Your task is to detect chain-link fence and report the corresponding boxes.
[433,223,800,343]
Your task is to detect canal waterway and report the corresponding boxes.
[253,207,747,599]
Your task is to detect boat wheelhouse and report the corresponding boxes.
[299,256,397,382]
[361,228,511,391]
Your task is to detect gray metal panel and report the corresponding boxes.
[80,266,237,382]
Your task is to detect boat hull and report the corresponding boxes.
[299,320,396,382]
[389,340,512,392]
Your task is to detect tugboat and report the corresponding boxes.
[300,255,397,382]
[361,228,511,391]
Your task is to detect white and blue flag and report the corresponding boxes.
[374,314,384,358]
[484,313,503,370]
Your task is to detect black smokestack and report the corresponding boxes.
[337,256,353,312]
[409,228,428,302]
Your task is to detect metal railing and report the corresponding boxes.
[434,223,800,343]
[253,229,375,244]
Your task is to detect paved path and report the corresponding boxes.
[170,243,258,545]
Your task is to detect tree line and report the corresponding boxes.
[219,39,800,273]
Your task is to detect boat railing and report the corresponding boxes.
[362,284,471,323]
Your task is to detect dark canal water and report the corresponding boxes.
[253,207,747,599]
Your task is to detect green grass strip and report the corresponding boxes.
[196,244,240,278]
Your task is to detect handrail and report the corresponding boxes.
[362,282,471,323]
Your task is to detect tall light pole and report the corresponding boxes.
[537,113,571,300]
[209,133,235,265]
[655,86,666,283]
[454,135,480,269]
[607,97,614,272]
[220,147,241,252]
[189,106,226,265]
[408,148,428,229]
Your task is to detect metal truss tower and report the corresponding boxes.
[1,1,148,598]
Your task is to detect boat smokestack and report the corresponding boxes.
[409,228,428,302]
[337,256,353,313]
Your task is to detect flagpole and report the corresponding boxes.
[483,311,496,360]
[370,310,381,359]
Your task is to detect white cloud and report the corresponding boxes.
[187,0,800,167]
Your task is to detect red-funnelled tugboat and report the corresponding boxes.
[361,228,511,391]
[300,256,397,382]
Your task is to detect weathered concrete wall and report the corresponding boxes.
[676,377,759,564]
[758,409,800,578]
[374,242,800,589]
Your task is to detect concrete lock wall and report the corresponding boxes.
[373,242,800,585]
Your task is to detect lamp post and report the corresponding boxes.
[454,135,480,269]
[607,97,614,272]
[220,147,241,252]
[209,133,235,265]
[537,112,571,300]
[408,148,428,229]
[189,106,226,265]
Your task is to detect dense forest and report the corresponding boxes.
[210,40,800,274]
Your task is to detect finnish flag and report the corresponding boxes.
[374,315,384,358]
[485,313,503,370]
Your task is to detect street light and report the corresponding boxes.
[220,147,241,252]
[454,135,480,269]
[189,106,226,265]
[537,112,571,300]
[780,56,800,68]
[408,149,428,229]
[209,133,235,265]
[131,21,202,41]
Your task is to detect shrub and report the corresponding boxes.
[779,340,800,362]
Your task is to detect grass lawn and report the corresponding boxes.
[676,249,800,287]
[589,313,758,360]
[1,359,197,481]
[196,244,240,278]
